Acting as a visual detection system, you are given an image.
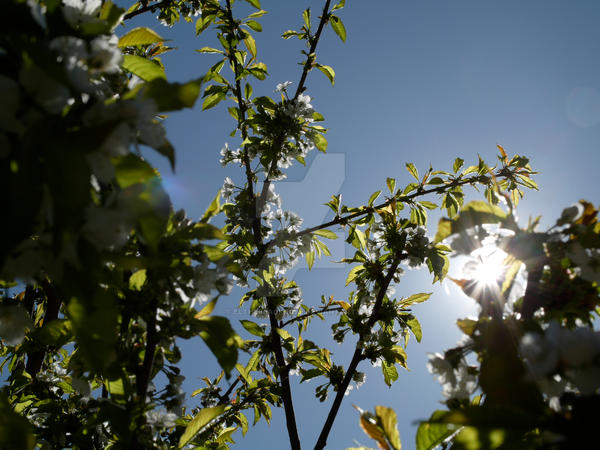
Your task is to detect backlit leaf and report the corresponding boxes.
[179,405,226,448]
[118,27,165,47]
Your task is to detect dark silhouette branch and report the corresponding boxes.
[123,0,174,21]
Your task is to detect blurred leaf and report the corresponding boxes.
[406,316,422,342]
[179,405,226,448]
[416,411,456,450]
[0,394,34,450]
[456,318,477,336]
[399,292,432,307]
[129,269,146,291]
[201,190,222,223]
[314,229,337,240]
[375,406,402,450]
[114,154,156,189]
[122,55,166,81]
[239,319,265,337]
[197,316,240,373]
[142,78,203,112]
[381,360,398,387]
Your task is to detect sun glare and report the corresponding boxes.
[468,246,508,287]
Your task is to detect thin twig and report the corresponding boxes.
[314,254,403,450]
[123,0,174,21]
[263,173,492,251]
[280,305,343,328]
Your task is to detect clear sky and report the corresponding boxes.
[124,1,600,448]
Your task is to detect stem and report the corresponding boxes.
[123,0,174,21]
[264,174,493,251]
[280,305,342,328]
[256,0,333,218]
[136,298,158,398]
[268,302,301,450]
[294,0,332,99]
[314,255,403,450]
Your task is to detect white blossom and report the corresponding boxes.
[276,81,292,92]
[145,409,178,429]
[62,0,102,28]
[0,305,33,346]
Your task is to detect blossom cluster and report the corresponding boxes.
[520,322,600,400]
[427,349,478,401]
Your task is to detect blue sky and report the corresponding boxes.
[125,1,600,448]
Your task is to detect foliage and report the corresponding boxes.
[0,1,542,449]
[406,199,600,450]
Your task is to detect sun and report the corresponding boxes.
[466,245,508,287]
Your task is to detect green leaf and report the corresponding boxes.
[406,162,419,180]
[386,177,396,193]
[313,229,337,240]
[406,317,422,343]
[306,250,315,269]
[118,27,166,47]
[197,316,240,373]
[196,46,224,54]
[399,292,432,307]
[121,54,166,81]
[416,411,456,450]
[114,154,156,189]
[368,190,381,206]
[203,91,227,110]
[142,78,203,112]
[129,269,147,291]
[179,405,227,448]
[244,0,261,9]
[330,15,347,42]
[456,318,477,336]
[346,264,363,286]
[244,33,257,58]
[434,218,452,243]
[375,406,402,450]
[35,319,73,347]
[201,190,221,223]
[196,14,214,35]
[317,64,335,86]
[0,394,35,450]
[239,319,265,337]
[381,360,398,386]
[303,8,311,29]
[246,20,262,32]
[453,157,464,173]
[313,133,328,152]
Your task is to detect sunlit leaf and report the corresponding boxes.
[239,319,265,337]
[129,269,147,291]
[118,27,166,47]
[375,406,402,450]
[330,15,346,42]
[179,405,226,447]
[317,64,335,85]
[122,54,166,81]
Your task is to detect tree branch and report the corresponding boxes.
[280,305,342,328]
[264,173,493,251]
[314,255,403,450]
[123,0,174,21]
